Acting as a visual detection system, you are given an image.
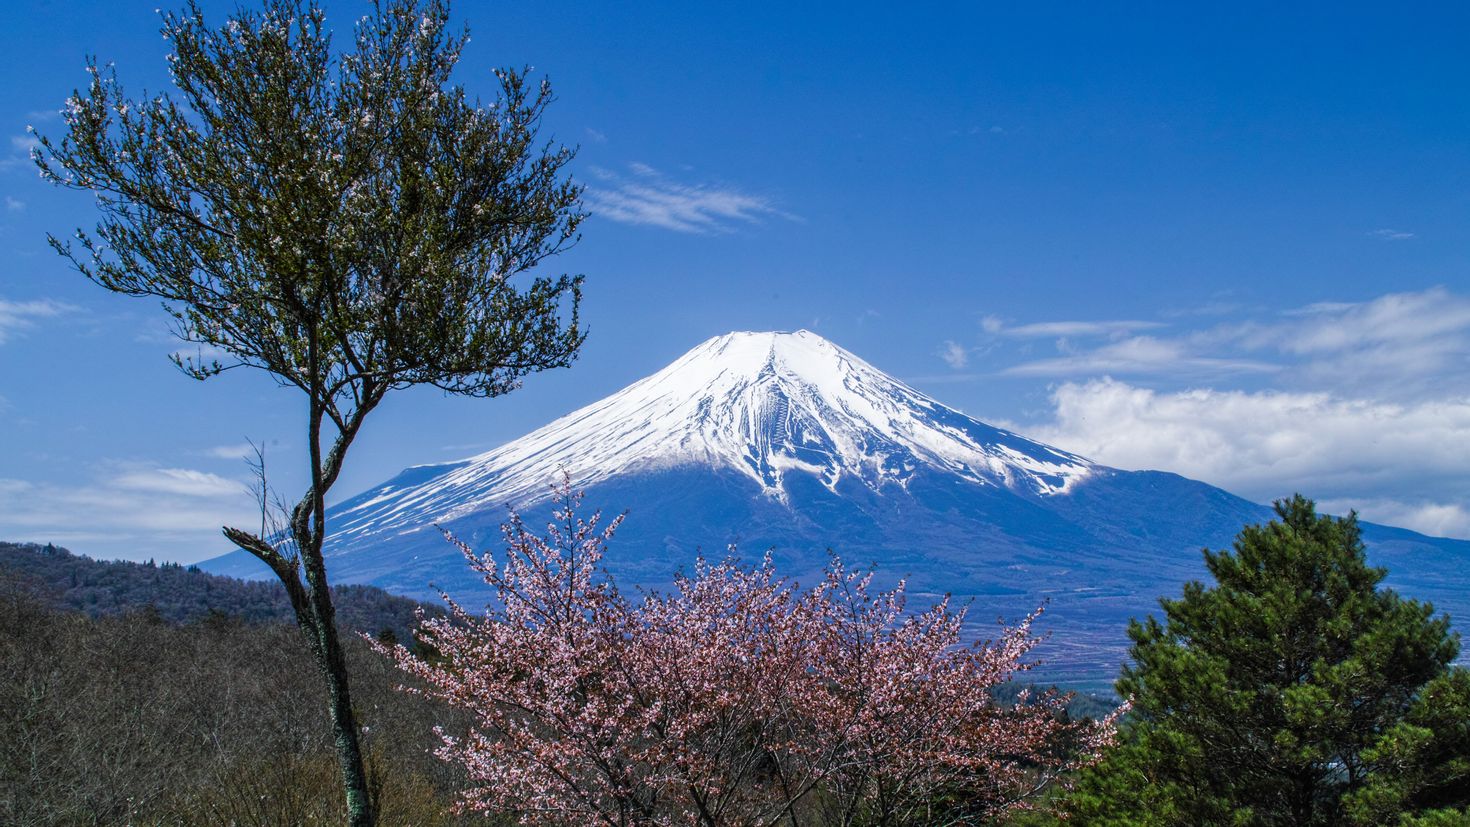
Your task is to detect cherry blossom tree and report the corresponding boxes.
[376,483,1123,825]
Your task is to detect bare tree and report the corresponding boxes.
[34,1,587,822]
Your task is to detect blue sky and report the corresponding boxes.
[2,0,1468,562]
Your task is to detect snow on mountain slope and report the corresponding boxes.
[330,330,1093,544]
[201,329,1470,689]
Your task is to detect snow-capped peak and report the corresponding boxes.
[332,331,1093,537]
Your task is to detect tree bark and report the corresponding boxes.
[313,594,374,826]
[223,523,374,825]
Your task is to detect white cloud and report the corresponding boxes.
[1004,335,1278,378]
[4,196,22,212]
[1316,498,1470,541]
[984,318,1166,339]
[0,298,75,344]
[1015,378,1470,538]
[966,288,1470,539]
[1224,287,1470,394]
[939,340,968,369]
[203,442,258,460]
[586,164,796,234]
[0,464,257,563]
[1254,288,1470,356]
[0,134,39,171]
[977,288,1470,393]
[112,467,246,498]
[1368,228,1415,241]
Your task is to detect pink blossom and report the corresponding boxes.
[374,479,1120,825]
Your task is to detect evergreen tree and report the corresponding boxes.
[1343,667,1470,825]
[1066,495,1470,826]
[33,1,585,823]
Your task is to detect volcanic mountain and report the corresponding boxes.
[203,330,1469,687]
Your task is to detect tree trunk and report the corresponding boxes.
[301,528,376,825]
[300,334,376,826]
[314,610,374,826]
[1291,771,1316,826]
[224,523,376,826]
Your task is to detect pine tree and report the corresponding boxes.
[34,1,586,823]
[1343,667,1470,825]
[1066,495,1470,826]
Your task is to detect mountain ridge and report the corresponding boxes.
[328,330,1094,543]
[202,330,1470,688]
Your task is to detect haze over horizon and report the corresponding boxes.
[2,1,1468,563]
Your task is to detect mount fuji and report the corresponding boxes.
[202,330,1470,688]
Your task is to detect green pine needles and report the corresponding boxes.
[1067,496,1470,826]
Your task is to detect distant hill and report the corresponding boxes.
[0,541,441,642]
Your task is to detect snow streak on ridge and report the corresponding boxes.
[331,331,1094,542]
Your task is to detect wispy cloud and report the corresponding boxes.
[0,298,76,344]
[982,316,1166,339]
[938,340,969,369]
[202,442,259,461]
[0,463,256,563]
[0,133,39,172]
[1161,299,1248,319]
[1003,335,1278,378]
[585,163,797,234]
[112,467,245,499]
[1223,287,1470,393]
[972,287,1470,391]
[4,196,23,212]
[1267,288,1470,354]
[1367,228,1415,241]
[950,125,1008,137]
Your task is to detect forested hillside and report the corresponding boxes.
[0,542,439,642]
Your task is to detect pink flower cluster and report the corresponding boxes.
[376,482,1124,825]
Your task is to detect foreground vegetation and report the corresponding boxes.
[1067,497,1470,826]
[0,570,475,825]
[0,539,1112,826]
[6,496,1470,825]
